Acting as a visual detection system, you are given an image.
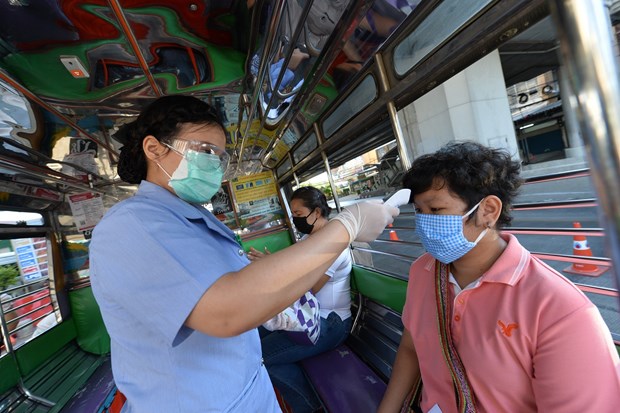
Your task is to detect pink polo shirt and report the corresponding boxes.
[402,234,620,413]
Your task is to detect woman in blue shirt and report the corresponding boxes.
[89,95,397,413]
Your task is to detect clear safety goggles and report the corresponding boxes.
[166,138,230,171]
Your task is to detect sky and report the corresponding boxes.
[0,211,43,225]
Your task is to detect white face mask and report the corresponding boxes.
[415,200,488,264]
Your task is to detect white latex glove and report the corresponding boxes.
[332,201,399,243]
[262,308,298,331]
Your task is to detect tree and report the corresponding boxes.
[0,264,19,291]
[320,185,333,200]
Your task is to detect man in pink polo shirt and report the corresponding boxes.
[378,142,620,413]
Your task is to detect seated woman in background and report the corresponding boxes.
[248,186,352,413]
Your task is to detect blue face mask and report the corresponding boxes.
[159,149,224,204]
[415,200,488,264]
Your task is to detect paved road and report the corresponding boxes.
[340,174,620,338]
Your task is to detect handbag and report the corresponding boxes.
[401,261,477,413]
[262,291,321,345]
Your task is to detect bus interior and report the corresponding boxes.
[0,1,619,412]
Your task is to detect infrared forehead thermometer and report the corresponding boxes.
[384,189,411,208]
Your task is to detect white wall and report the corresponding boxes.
[397,50,520,160]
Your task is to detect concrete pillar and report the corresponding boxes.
[397,50,520,160]
[558,66,586,160]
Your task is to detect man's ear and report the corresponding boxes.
[143,136,168,161]
[479,195,503,228]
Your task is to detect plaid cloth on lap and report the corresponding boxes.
[262,291,321,345]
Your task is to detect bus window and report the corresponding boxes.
[0,215,59,353]
[322,75,378,138]
[393,0,494,75]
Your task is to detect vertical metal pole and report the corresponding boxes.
[0,299,55,407]
[549,0,620,290]
[0,298,12,354]
[314,123,341,213]
[376,53,413,171]
[236,0,287,170]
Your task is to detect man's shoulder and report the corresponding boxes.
[411,253,435,274]
[406,254,436,290]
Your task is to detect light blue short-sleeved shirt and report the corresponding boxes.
[90,181,281,413]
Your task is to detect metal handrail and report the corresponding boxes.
[248,0,316,156]
[0,136,112,185]
[512,199,598,210]
[505,227,605,237]
[259,0,375,168]
[267,1,316,102]
[532,252,611,266]
[0,154,103,195]
[0,296,55,407]
[549,0,620,298]
[371,238,422,247]
[235,0,287,171]
[9,294,52,316]
[523,168,590,184]
[107,0,162,96]
[9,311,54,336]
[0,70,118,156]
[1,280,48,296]
[350,245,417,262]
[577,284,619,298]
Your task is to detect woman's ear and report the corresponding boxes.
[479,195,502,228]
[314,207,322,218]
[143,136,168,161]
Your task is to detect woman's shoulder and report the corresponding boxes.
[95,194,185,238]
[103,195,169,219]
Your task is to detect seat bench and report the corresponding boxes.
[300,344,387,413]
[0,281,119,413]
[59,358,117,413]
[0,341,113,413]
[298,265,408,412]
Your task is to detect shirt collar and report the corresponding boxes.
[136,180,204,219]
[135,180,237,241]
[422,233,529,287]
[449,273,480,294]
[480,233,530,286]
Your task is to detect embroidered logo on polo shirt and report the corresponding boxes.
[498,320,519,337]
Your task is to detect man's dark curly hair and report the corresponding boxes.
[402,141,523,228]
[116,95,224,184]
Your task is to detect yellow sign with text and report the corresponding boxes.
[231,171,277,204]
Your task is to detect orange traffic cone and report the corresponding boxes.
[564,222,607,277]
[388,223,400,241]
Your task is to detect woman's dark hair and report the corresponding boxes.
[116,95,224,184]
[402,141,523,228]
[291,186,332,218]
